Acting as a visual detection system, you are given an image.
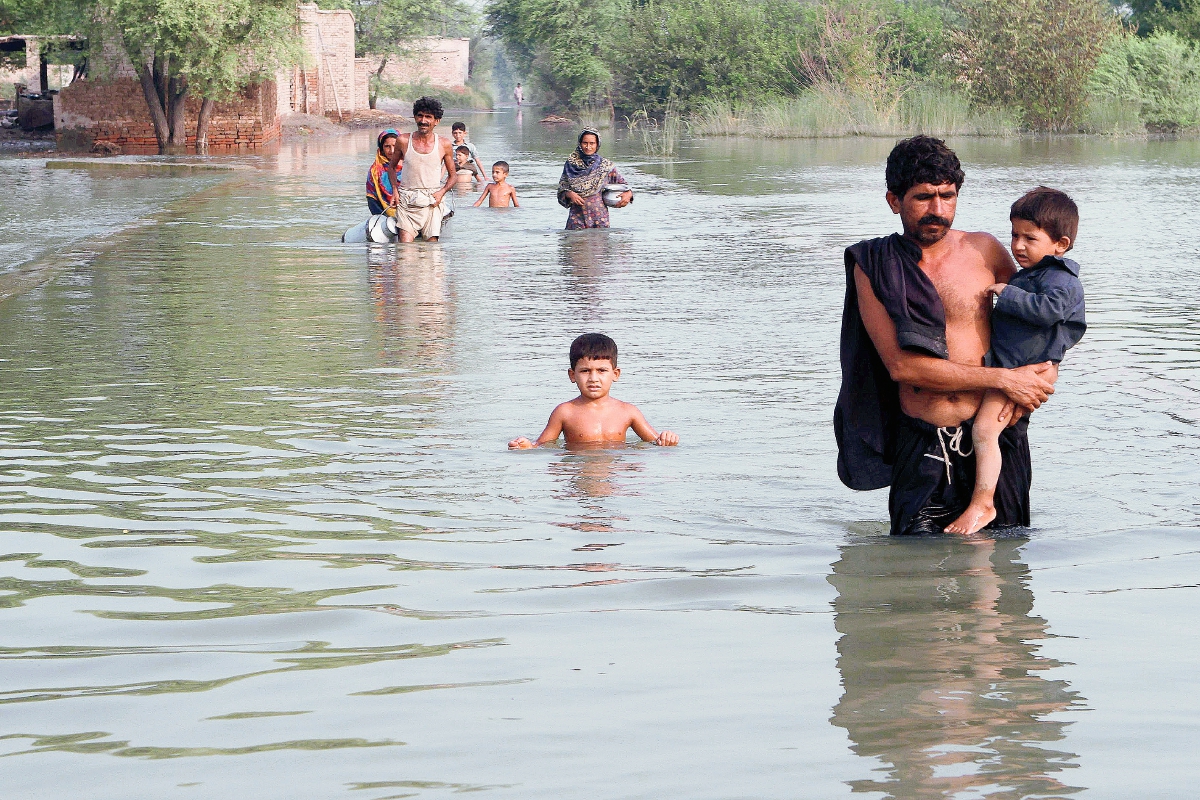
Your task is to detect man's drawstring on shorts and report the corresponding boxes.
[923,425,974,484]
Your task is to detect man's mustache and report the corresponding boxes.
[918,214,952,227]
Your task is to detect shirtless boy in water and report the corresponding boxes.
[473,161,520,207]
[509,333,679,448]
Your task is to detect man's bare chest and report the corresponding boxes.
[925,264,993,324]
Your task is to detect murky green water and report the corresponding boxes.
[1,116,1198,798]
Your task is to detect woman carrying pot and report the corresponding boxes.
[557,128,632,229]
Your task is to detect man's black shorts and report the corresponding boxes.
[889,413,1031,536]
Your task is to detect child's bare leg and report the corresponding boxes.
[945,390,1010,535]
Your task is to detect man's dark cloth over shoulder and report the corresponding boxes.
[988,255,1086,369]
[834,233,947,490]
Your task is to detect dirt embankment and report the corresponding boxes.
[281,110,411,140]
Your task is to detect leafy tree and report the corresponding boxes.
[486,0,623,108]
[318,0,476,108]
[1128,0,1200,39]
[98,0,301,152]
[617,0,805,108]
[953,0,1118,129]
[795,0,949,100]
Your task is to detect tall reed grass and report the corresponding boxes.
[576,104,615,130]
[629,101,686,156]
[690,84,1018,138]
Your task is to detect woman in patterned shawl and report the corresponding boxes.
[366,129,401,215]
[557,128,632,229]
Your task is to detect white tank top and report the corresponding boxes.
[401,134,445,191]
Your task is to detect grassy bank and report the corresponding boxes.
[374,79,494,111]
[689,86,1019,138]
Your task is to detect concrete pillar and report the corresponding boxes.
[25,38,42,93]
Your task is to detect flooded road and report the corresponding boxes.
[0,116,1198,798]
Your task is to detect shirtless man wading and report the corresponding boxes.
[386,96,458,243]
[835,135,1057,536]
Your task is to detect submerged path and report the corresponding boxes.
[0,118,1198,797]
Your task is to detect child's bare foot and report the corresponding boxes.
[944,503,996,535]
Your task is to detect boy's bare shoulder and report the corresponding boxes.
[614,398,644,417]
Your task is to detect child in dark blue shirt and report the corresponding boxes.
[945,187,1086,534]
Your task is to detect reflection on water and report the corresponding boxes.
[831,536,1084,797]
[367,244,453,367]
[548,447,641,536]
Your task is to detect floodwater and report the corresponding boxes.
[0,115,1198,798]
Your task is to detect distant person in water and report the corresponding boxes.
[366,128,400,215]
[513,83,524,106]
[944,187,1086,534]
[557,129,632,230]
[509,333,678,448]
[385,96,457,242]
[454,145,486,185]
[473,161,519,207]
[836,135,1059,536]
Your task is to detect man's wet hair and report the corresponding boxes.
[1010,186,1078,250]
[451,122,466,133]
[570,333,618,369]
[493,160,509,173]
[455,145,471,156]
[886,135,965,199]
[412,96,444,120]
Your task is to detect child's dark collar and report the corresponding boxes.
[1028,254,1080,276]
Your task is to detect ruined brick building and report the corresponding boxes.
[45,3,471,153]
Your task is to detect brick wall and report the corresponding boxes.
[276,3,361,119]
[56,77,280,153]
[355,58,373,109]
[372,39,471,89]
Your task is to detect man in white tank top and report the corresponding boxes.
[385,96,458,242]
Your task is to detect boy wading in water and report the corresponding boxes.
[509,333,679,448]
[473,161,519,207]
[945,188,1086,534]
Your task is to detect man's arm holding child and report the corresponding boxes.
[508,404,567,449]
[628,404,679,446]
[855,266,1056,411]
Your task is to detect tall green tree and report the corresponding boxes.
[99,0,300,152]
[1129,0,1200,39]
[486,0,623,108]
[318,0,476,108]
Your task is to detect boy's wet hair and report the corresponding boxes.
[451,122,466,133]
[455,145,471,156]
[886,135,965,199]
[570,333,618,369]
[1010,186,1078,250]
[492,160,509,172]
[412,96,444,120]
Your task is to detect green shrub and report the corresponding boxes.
[374,78,494,110]
[954,0,1118,129]
[1088,31,1200,131]
[616,0,804,109]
